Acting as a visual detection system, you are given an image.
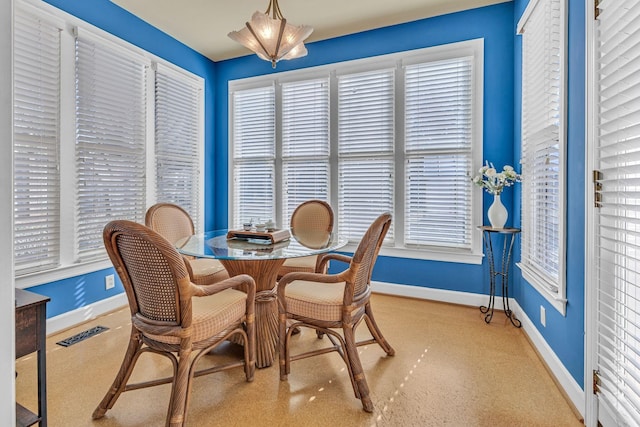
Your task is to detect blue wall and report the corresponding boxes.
[27,0,217,317]
[512,0,586,387]
[215,2,516,298]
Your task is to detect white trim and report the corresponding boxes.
[518,263,568,315]
[372,280,499,308]
[15,260,113,289]
[2,0,15,420]
[515,297,585,418]
[46,293,128,335]
[517,0,542,34]
[340,244,484,265]
[584,0,597,425]
[371,280,584,418]
[518,0,568,315]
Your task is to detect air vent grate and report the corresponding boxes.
[56,325,109,347]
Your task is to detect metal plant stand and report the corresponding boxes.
[479,226,521,328]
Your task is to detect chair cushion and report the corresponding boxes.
[189,258,227,276]
[146,288,247,345]
[281,255,317,269]
[284,280,346,322]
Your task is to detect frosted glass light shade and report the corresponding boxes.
[228,11,313,68]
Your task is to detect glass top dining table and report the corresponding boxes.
[175,229,348,368]
[176,229,348,261]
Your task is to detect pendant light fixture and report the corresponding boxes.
[228,0,313,68]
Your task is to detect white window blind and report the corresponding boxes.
[155,63,204,231]
[13,8,61,274]
[231,86,276,227]
[12,0,206,285]
[75,30,147,261]
[517,0,566,311]
[229,40,483,262]
[404,58,474,248]
[594,0,640,424]
[281,78,330,228]
[338,69,395,241]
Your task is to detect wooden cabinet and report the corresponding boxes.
[15,288,49,427]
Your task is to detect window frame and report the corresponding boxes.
[13,0,205,288]
[517,0,568,314]
[228,39,484,264]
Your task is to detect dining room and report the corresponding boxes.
[3,0,624,425]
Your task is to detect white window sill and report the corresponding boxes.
[15,259,113,289]
[517,262,567,315]
[339,243,484,265]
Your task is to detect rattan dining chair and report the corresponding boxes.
[277,199,334,279]
[93,220,256,427]
[146,203,229,286]
[277,212,395,412]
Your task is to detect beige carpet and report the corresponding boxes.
[16,293,583,426]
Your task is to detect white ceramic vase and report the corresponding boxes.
[488,193,507,229]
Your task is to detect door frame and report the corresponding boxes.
[583,0,597,424]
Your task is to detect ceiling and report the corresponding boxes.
[109,0,509,62]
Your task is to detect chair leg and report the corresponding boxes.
[278,312,289,380]
[343,325,374,413]
[364,302,395,356]
[166,347,192,427]
[92,329,143,419]
[243,325,256,382]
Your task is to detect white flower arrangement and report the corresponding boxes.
[472,161,522,195]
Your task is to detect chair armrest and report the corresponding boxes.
[190,274,256,303]
[316,252,352,273]
[182,255,196,279]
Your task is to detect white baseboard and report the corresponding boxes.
[371,280,506,310]
[46,293,128,335]
[511,299,585,418]
[371,281,585,418]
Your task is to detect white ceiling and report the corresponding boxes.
[109,0,509,62]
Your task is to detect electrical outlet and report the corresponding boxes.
[105,274,115,290]
[540,305,546,327]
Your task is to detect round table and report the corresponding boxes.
[176,230,348,368]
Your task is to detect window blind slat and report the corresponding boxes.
[520,0,564,296]
[75,34,147,261]
[404,57,474,247]
[13,8,61,274]
[154,64,204,231]
[231,86,276,226]
[595,1,640,425]
[281,78,330,227]
[338,69,395,241]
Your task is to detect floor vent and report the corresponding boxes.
[56,326,109,347]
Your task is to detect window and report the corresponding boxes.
[154,63,205,231]
[75,29,148,261]
[231,85,276,225]
[282,78,330,226]
[404,58,475,249]
[229,40,484,263]
[517,0,567,313]
[13,1,204,285]
[13,7,62,274]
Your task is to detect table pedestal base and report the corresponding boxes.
[220,258,285,368]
